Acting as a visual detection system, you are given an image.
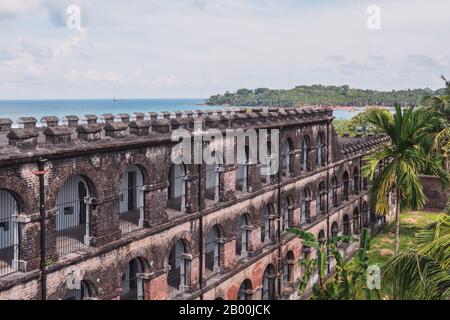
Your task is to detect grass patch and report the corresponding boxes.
[366,211,439,267]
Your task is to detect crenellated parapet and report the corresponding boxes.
[340,134,390,157]
[0,107,334,155]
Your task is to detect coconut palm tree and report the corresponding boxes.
[363,105,449,257]
[422,76,450,171]
[382,202,450,299]
[288,228,379,300]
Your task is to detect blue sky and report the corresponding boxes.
[0,0,449,99]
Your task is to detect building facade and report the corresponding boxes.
[0,107,392,300]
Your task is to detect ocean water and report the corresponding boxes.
[0,99,358,124]
[0,99,212,124]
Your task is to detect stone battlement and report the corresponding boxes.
[0,106,332,153]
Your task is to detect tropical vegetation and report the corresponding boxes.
[206,85,441,107]
[362,105,450,257]
[382,203,450,300]
[288,228,381,300]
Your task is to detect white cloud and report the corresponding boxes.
[0,0,449,98]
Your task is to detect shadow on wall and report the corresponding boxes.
[420,175,450,211]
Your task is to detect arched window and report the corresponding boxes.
[65,280,93,300]
[283,251,295,284]
[343,214,351,238]
[281,139,294,177]
[0,189,20,277]
[238,279,253,300]
[353,167,360,194]
[331,177,338,207]
[302,136,310,172]
[318,230,326,244]
[206,225,223,276]
[168,239,191,298]
[119,165,144,234]
[362,202,369,227]
[301,188,311,224]
[121,258,145,300]
[205,152,220,202]
[353,207,360,234]
[261,204,274,244]
[236,214,250,258]
[342,171,350,201]
[331,222,339,239]
[236,146,249,192]
[362,177,368,190]
[316,132,325,166]
[282,196,293,232]
[261,141,273,184]
[262,264,276,300]
[167,164,186,214]
[56,175,91,257]
[317,182,327,215]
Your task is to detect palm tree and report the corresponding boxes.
[382,202,450,299]
[288,228,379,300]
[363,105,449,257]
[422,76,450,171]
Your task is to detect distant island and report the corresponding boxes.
[205,84,444,107]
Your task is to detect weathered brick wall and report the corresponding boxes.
[421,175,449,211]
[0,108,392,300]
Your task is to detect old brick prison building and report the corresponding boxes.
[0,107,392,300]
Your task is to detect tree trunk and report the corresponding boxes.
[394,187,400,257]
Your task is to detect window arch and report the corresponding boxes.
[318,229,326,244]
[261,141,274,184]
[0,189,20,277]
[119,165,144,234]
[343,214,351,237]
[316,132,326,166]
[167,163,186,213]
[206,225,223,276]
[302,136,310,172]
[205,152,221,202]
[282,196,293,232]
[238,279,253,300]
[283,251,295,284]
[262,264,276,300]
[331,176,338,207]
[261,203,275,244]
[281,138,294,177]
[353,167,360,194]
[342,171,350,201]
[301,188,311,224]
[362,202,369,227]
[56,175,92,257]
[65,280,93,300]
[236,214,251,258]
[317,182,327,215]
[120,257,145,300]
[236,146,250,192]
[168,239,191,298]
[353,207,360,234]
[331,222,339,239]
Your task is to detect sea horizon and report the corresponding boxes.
[0,98,360,125]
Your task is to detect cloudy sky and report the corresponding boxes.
[0,0,449,99]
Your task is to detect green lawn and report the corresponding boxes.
[367,211,440,267]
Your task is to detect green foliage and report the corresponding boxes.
[206,84,439,107]
[289,228,380,300]
[382,205,450,300]
[333,107,393,137]
[362,105,450,258]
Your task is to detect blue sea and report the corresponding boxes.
[0,99,358,125]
